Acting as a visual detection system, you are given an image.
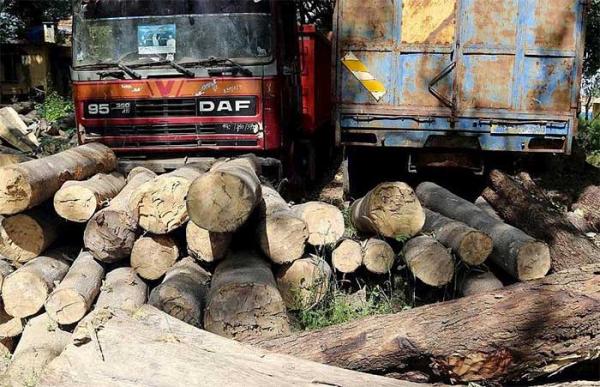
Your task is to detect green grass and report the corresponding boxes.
[293,281,409,331]
[37,91,73,123]
[587,151,600,167]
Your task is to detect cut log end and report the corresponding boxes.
[403,236,454,287]
[362,239,395,275]
[517,241,552,281]
[131,235,179,280]
[0,168,30,215]
[331,240,363,274]
[462,271,504,296]
[292,202,345,247]
[54,186,98,223]
[258,212,308,264]
[2,273,47,318]
[186,222,231,263]
[0,213,49,263]
[276,257,332,310]
[458,231,494,266]
[45,290,87,325]
[84,210,137,263]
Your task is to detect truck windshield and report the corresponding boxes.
[73,0,273,68]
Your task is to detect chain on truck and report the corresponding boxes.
[72,0,332,182]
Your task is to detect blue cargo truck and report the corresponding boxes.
[334,0,587,192]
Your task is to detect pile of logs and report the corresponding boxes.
[0,143,597,386]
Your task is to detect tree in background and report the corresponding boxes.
[0,0,71,43]
[298,0,335,31]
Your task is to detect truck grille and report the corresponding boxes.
[135,99,197,117]
[87,123,259,136]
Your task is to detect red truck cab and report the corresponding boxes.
[72,0,331,167]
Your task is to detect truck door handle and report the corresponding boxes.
[428,61,456,109]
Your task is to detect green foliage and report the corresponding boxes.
[294,281,409,331]
[578,118,600,154]
[341,207,357,239]
[37,91,73,123]
[586,1,600,77]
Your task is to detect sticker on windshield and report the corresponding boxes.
[137,24,176,55]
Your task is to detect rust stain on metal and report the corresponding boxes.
[533,1,576,50]
[465,0,517,47]
[340,0,395,47]
[401,0,456,45]
[439,349,513,382]
[460,56,514,109]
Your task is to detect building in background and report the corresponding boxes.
[0,17,72,104]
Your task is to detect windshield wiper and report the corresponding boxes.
[180,57,253,76]
[133,59,195,78]
[75,62,142,80]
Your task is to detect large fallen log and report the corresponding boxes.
[38,305,410,387]
[187,157,262,233]
[84,167,156,262]
[351,182,425,239]
[131,234,179,281]
[0,208,63,264]
[204,251,290,342]
[276,256,332,310]
[95,267,148,312]
[3,313,71,387]
[571,185,600,232]
[0,106,39,153]
[291,202,344,247]
[0,143,117,215]
[45,251,104,325]
[416,182,551,281]
[256,186,308,264]
[255,264,600,384]
[483,170,600,272]
[423,208,492,266]
[149,257,211,327]
[54,172,126,223]
[402,236,454,287]
[2,250,72,318]
[186,222,231,263]
[130,164,209,234]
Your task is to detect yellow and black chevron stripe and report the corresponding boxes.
[341,52,386,101]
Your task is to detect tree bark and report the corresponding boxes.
[362,238,396,275]
[0,259,14,290]
[204,251,290,342]
[2,250,71,318]
[53,172,126,223]
[291,202,344,247]
[38,305,411,387]
[95,267,148,312]
[351,182,425,239]
[256,186,308,264]
[45,252,104,325]
[130,164,209,234]
[131,234,179,281]
[416,182,551,281]
[0,143,117,215]
[187,157,262,233]
[254,264,600,384]
[276,256,332,310]
[186,221,232,263]
[423,208,492,266]
[0,208,64,264]
[3,313,71,387]
[461,271,504,296]
[402,236,454,287]
[483,170,600,272]
[0,106,39,153]
[149,257,211,328]
[332,239,363,274]
[84,167,156,263]
[571,185,600,232]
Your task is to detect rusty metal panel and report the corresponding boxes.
[399,53,453,107]
[339,0,396,47]
[461,0,518,48]
[400,0,456,45]
[523,57,575,112]
[340,52,395,105]
[459,55,515,110]
[529,0,577,51]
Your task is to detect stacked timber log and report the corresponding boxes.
[0,145,595,385]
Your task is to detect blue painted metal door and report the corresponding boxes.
[335,0,586,153]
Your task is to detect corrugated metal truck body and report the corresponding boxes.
[334,0,586,154]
